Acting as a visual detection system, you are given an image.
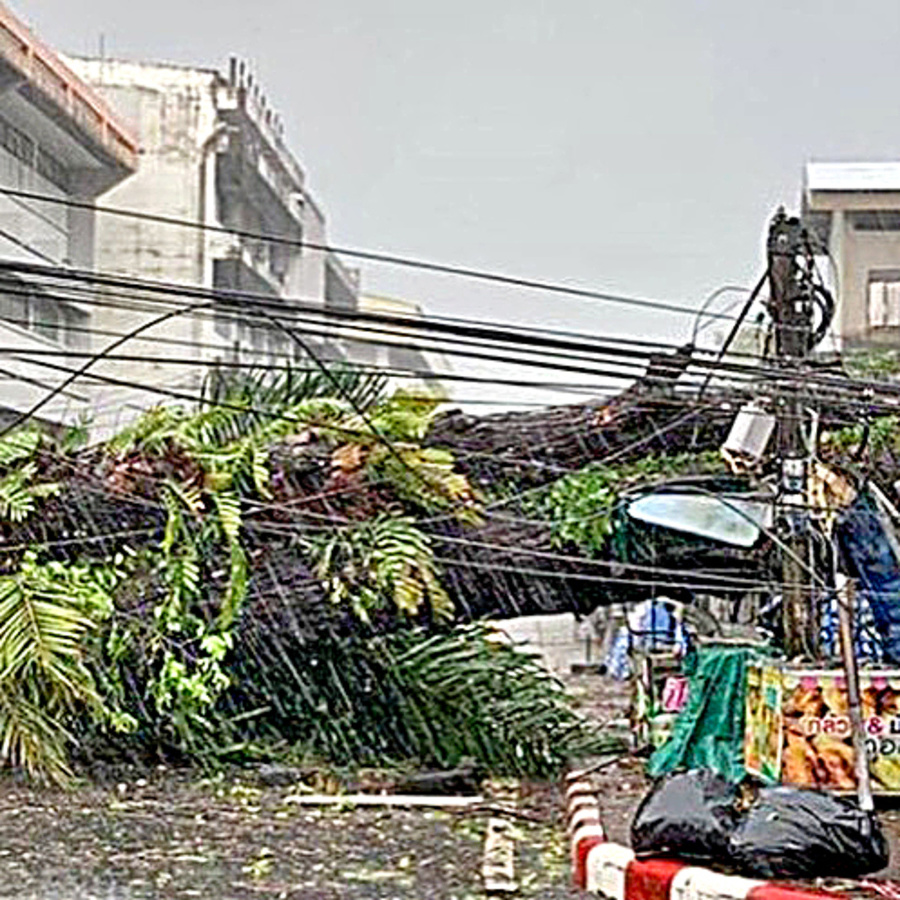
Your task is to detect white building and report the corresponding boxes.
[0,3,137,428]
[803,162,900,350]
[350,294,451,398]
[64,55,361,409]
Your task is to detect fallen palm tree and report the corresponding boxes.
[0,367,635,781]
[2,352,888,782]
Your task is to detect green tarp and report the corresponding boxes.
[646,644,753,784]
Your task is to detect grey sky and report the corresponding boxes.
[12,0,900,364]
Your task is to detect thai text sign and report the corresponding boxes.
[745,665,900,792]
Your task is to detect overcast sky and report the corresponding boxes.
[12,0,900,387]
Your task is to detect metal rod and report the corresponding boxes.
[836,576,874,811]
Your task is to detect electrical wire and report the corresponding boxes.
[0,263,892,410]
[2,263,868,394]
[0,186,742,324]
[0,263,716,377]
[0,261,798,374]
[0,253,840,398]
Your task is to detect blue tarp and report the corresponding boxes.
[836,490,900,663]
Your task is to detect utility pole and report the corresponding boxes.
[766,208,815,658]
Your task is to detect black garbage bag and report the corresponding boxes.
[730,787,889,879]
[631,769,740,862]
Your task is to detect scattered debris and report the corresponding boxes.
[483,781,520,894]
[281,793,485,809]
[483,817,518,894]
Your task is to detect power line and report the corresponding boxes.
[0,274,689,391]
[0,357,850,602]
[0,262,704,373]
[0,253,753,363]
[0,266,671,379]
[0,186,740,323]
[0,279,648,387]
[0,340,725,502]
[0,262,883,404]
[9,404,836,601]
[1,326,897,450]
[0,254,838,402]
[0,264,892,502]
[10,334,884,454]
[0,356,620,399]
[1,262,855,391]
[245,520,794,593]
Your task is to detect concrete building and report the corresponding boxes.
[349,294,452,398]
[803,162,900,350]
[0,3,137,427]
[64,55,361,405]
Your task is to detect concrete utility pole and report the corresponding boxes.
[766,208,816,658]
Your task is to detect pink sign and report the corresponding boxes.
[662,676,689,713]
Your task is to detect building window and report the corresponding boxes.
[0,118,35,167]
[853,211,900,231]
[0,291,27,330]
[32,296,60,342]
[0,114,68,192]
[62,305,89,351]
[868,273,900,327]
[0,283,87,348]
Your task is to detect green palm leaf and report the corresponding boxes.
[0,428,40,466]
[0,555,104,783]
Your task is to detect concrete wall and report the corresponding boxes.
[838,224,900,344]
[63,60,222,398]
[296,198,326,302]
[0,315,91,425]
[0,22,137,426]
[65,56,361,413]
[492,613,597,676]
[66,61,219,289]
[806,189,900,348]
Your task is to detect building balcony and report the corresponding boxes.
[0,7,137,195]
[213,252,283,300]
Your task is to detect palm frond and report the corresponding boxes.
[306,515,452,621]
[106,405,186,457]
[211,490,242,542]
[367,444,483,525]
[197,363,389,445]
[0,428,40,467]
[387,624,616,775]
[0,688,73,783]
[0,555,105,783]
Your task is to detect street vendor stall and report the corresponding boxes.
[745,661,900,793]
[740,478,900,796]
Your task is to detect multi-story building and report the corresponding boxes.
[351,294,451,398]
[0,3,136,427]
[803,162,900,350]
[64,55,362,399]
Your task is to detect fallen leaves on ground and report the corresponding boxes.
[0,771,589,899]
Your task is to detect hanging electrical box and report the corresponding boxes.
[721,402,776,465]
